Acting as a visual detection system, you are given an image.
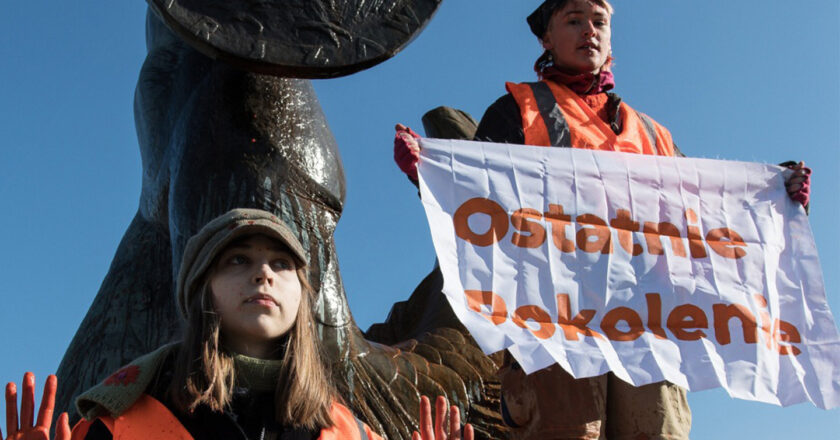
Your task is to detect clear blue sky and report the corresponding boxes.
[1,0,838,438]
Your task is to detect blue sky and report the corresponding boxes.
[1,0,838,438]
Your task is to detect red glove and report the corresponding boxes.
[394,123,421,183]
[783,161,811,208]
[2,373,71,440]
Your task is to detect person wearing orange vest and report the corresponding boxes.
[393,1,811,439]
[1,210,473,440]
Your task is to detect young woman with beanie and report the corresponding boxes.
[2,208,472,440]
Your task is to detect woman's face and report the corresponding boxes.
[541,1,612,74]
[209,234,302,358]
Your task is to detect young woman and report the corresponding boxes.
[393,1,811,439]
[2,209,473,440]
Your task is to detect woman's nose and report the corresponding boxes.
[583,21,597,37]
[252,263,275,285]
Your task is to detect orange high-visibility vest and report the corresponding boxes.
[505,80,676,157]
[70,394,382,440]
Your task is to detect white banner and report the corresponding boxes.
[417,137,840,409]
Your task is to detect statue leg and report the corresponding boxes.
[605,375,691,440]
[56,213,178,418]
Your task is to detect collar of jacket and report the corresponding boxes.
[233,354,282,392]
[75,343,178,420]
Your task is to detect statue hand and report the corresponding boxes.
[412,395,474,440]
[394,123,422,183]
[2,373,70,440]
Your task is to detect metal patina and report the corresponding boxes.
[56,3,507,438]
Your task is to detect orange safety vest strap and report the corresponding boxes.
[70,395,193,440]
[506,82,552,146]
[635,111,676,157]
[318,402,383,440]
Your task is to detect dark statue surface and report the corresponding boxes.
[56,3,507,438]
[148,0,441,78]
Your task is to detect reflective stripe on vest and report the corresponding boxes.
[70,395,380,440]
[505,80,675,157]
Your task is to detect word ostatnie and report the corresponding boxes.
[453,198,748,259]
[464,290,802,355]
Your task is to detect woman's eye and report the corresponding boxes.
[271,259,294,271]
[228,255,248,265]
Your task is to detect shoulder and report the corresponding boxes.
[474,92,524,144]
[620,101,685,157]
[75,343,179,421]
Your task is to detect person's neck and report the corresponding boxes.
[233,354,283,391]
[225,336,286,360]
[540,66,615,95]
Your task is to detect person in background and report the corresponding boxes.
[2,209,472,440]
[393,1,811,438]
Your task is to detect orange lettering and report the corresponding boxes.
[643,221,686,257]
[773,319,802,356]
[512,305,556,339]
[544,204,575,252]
[601,307,645,341]
[511,208,546,248]
[685,209,708,258]
[666,304,708,341]
[556,294,604,340]
[713,303,758,345]
[706,228,747,259]
[576,214,613,254]
[754,294,773,349]
[610,209,643,256]
[453,198,509,247]
[464,290,508,325]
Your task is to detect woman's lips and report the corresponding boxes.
[245,294,278,307]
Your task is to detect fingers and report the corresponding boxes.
[449,404,461,439]
[21,372,36,430]
[396,132,421,152]
[55,412,72,440]
[396,123,407,131]
[418,395,434,440]
[434,396,447,440]
[5,381,18,437]
[463,424,474,440]
[786,182,802,193]
[36,375,57,431]
[412,432,422,440]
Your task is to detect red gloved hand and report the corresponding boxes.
[394,123,421,183]
[412,395,474,440]
[783,161,811,208]
[2,373,71,440]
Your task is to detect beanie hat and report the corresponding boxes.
[528,0,565,38]
[176,208,308,319]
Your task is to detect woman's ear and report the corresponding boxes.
[540,35,552,51]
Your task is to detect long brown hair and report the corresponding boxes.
[168,257,335,430]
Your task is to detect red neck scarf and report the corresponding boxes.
[534,52,616,95]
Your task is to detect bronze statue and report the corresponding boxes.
[56,2,506,438]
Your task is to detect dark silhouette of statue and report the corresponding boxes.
[56,2,507,438]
